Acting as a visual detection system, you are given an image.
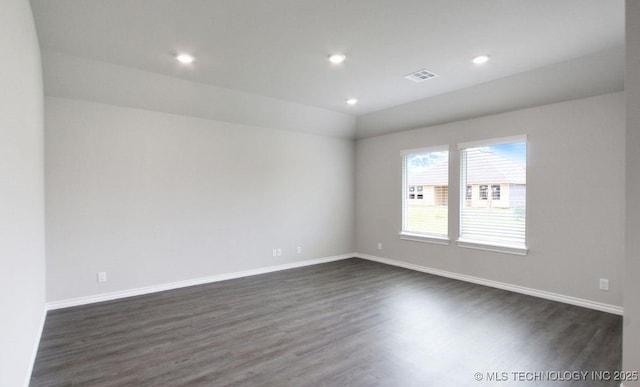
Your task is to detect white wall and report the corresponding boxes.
[356,92,625,307]
[0,0,46,385]
[355,47,624,139]
[42,50,356,139]
[625,1,640,385]
[45,97,355,302]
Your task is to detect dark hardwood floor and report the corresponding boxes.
[31,258,622,386]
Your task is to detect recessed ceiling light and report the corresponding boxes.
[176,53,195,64]
[472,55,490,65]
[346,98,358,105]
[328,53,346,64]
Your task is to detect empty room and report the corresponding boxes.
[2,0,640,386]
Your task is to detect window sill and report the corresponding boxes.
[456,239,528,256]
[399,232,450,246]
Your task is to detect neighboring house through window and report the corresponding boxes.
[400,146,449,243]
[400,136,527,254]
[491,184,501,200]
[458,135,527,254]
[479,185,488,200]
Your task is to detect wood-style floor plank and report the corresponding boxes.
[31,258,622,386]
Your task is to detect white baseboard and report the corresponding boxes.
[24,306,47,387]
[46,254,355,310]
[47,252,623,315]
[355,253,623,315]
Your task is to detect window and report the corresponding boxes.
[458,136,527,254]
[401,146,449,243]
[479,185,488,200]
[491,184,501,200]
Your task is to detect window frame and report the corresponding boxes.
[491,184,501,200]
[399,145,450,245]
[479,185,489,200]
[457,135,528,255]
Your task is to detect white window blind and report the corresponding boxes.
[459,136,527,251]
[401,146,449,241]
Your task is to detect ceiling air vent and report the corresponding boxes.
[404,69,438,82]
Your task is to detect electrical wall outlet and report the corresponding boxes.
[277,248,282,256]
[97,272,107,283]
[272,248,277,257]
[377,242,383,250]
[297,246,302,254]
[599,278,609,291]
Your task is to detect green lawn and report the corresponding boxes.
[407,205,448,235]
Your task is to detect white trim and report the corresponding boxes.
[457,239,528,256]
[458,134,527,150]
[24,306,47,387]
[355,253,623,315]
[46,254,355,310]
[399,232,450,245]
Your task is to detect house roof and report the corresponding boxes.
[408,161,448,186]
[408,149,525,186]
